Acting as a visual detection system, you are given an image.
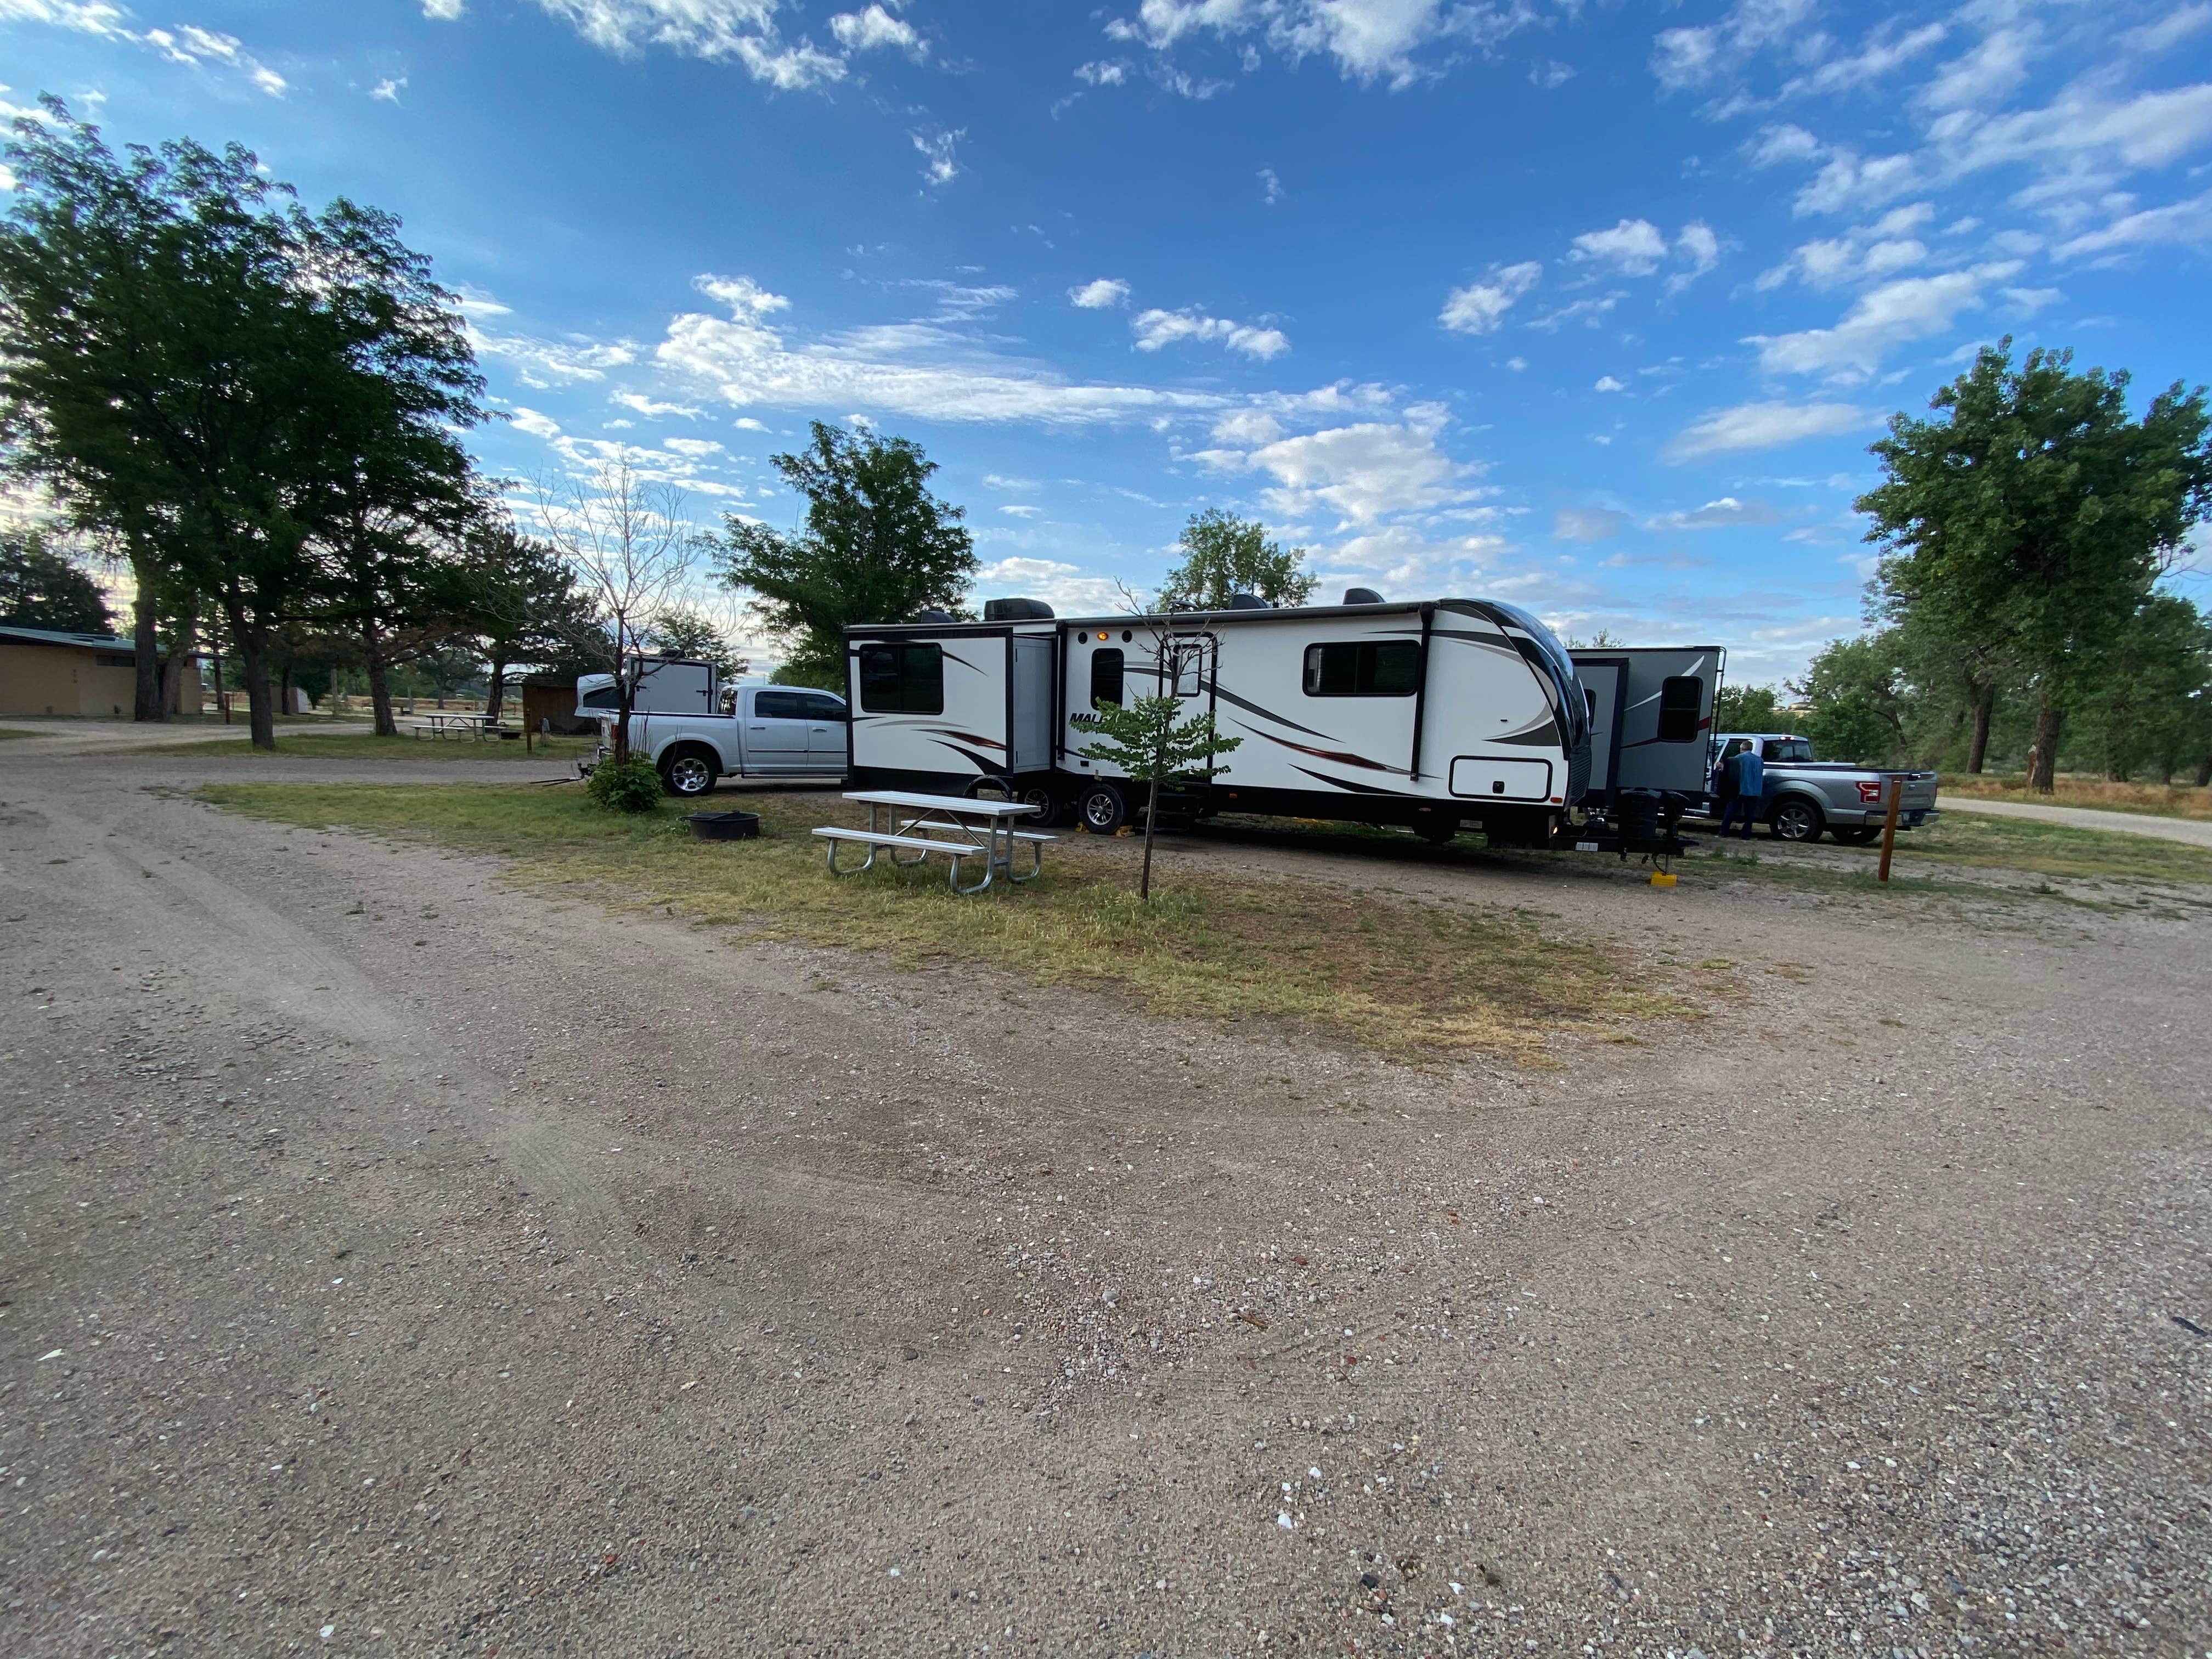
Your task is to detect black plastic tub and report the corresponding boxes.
[688,810,760,842]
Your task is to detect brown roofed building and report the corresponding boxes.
[0,625,201,718]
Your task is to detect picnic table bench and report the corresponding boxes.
[813,790,1051,895]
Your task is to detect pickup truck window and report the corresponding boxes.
[1763,737,1813,762]
[754,691,811,719]
[857,642,944,714]
[1090,648,1124,709]
[792,692,846,721]
[1303,640,1422,697]
[1656,676,1703,742]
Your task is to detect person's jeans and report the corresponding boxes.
[1719,795,1760,837]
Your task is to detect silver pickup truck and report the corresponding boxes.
[1711,732,1940,844]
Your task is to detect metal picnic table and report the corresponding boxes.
[411,711,498,740]
[812,789,1049,895]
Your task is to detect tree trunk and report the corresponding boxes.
[2196,753,2211,788]
[130,575,165,723]
[1139,767,1162,901]
[1966,685,1994,774]
[2028,702,2063,793]
[159,608,196,716]
[280,664,295,721]
[362,622,397,738]
[228,602,277,751]
[485,658,507,723]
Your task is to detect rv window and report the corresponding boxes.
[856,642,944,714]
[1302,640,1423,697]
[1656,676,1703,742]
[1090,648,1124,709]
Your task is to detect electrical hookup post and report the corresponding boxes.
[1877,774,1904,882]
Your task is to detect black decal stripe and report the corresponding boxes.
[926,726,1006,751]
[1494,718,1562,747]
[1205,681,1337,740]
[1243,725,1403,774]
[933,740,1002,774]
[1288,764,1414,797]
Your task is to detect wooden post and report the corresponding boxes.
[1877,774,1903,882]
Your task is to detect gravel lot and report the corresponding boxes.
[3,747,2207,1658]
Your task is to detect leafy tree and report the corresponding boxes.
[647,606,747,678]
[1714,682,1790,733]
[1858,340,2212,792]
[2069,595,2212,782]
[0,531,112,632]
[1793,634,1910,765]
[1157,508,1315,610]
[0,102,484,748]
[1076,626,1242,901]
[716,421,975,691]
[461,522,595,722]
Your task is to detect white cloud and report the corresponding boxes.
[1104,0,1544,93]
[996,503,1042,517]
[2123,3,2212,55]
[1074,58,1130,85]
[527,0,845,88]
[1649,495,1783,529]
[614,391,704,419]
[1530,59,1574,91]
[1669,220,1722,293]
[1526,293,1622,331]
[1927,82,2212,183]
[1757,201,1934,290]
[1663,399,1876,462]
[1206,407,1483,528]
[1132,307,1290,359]
[912,127,962,186]
[371,76,406,101]
[1210,409,1283,445]
[1650,0,1819,92]
[1570,217,1668,275]
[134,22,287,95]
[1258,165,1282,206]
[1748,266,2015,379]
[732,416,768,430]
[510,407,562,439]
[1505,356,1527,371]
[471,325,640,388]
[1594,375,1626,392]
[830,3,924,58]
[656,272,1231,424]
[1438,260,1541,334]
[662,436,724,456]
[1779,19,1946,100]
[0,1,127,33]
[974,555,1126,616]
[1554,506,1629,541]
[423,0,464,17]
[1920,22,2037,112]
[2056,189,2212,257]
[1069,278,1131,309]
[1795,149,1918,216]
[0,163,14,191]
[1746,122,1824,167]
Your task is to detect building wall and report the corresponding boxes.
[0,645,202,718]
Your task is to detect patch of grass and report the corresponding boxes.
[138,732,597,762]
[1814,811,2212,886]
[1941,773,2212,821]
[0,726,46,740]
[200,781,1696,1063]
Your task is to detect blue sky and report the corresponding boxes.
[5,0,2211,685]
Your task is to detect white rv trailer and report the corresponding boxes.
[843,592,1682,845]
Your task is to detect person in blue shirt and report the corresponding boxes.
[1720,742,1765,837]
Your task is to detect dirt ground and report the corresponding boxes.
[2,747,2207,1659]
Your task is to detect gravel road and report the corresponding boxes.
[1936,795,2212,849]
[3,748,2207,1658]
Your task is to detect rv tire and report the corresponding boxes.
[1019,782,1062,826]
[1079,782,1127,834]
[658,745,719,798]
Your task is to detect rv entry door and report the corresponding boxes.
[1575,657,1626,801]
[1009,637,1054,772]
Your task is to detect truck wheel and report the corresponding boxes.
[1019,782,1062,827]
[1079,782,1127,834]
[1770,797,1824,842]
[659,746,718,798]
[1831,826,1880,845]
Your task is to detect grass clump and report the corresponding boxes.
[584,751,662,812]
[1940,774,2211,821]
[1819,811,2212,886]
[199,781,1694,1063]
[0,726,46,740]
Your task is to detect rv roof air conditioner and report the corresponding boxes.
[1343,586,1385,606]
[913,608,958,624]
[981,597,1056,621]
[1227,592,1271,610]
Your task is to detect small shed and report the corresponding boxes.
[521,673,599,735]
[0,625,202,718]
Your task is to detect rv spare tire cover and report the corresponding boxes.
[1079,782,1127,834]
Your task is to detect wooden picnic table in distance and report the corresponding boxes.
[812,789,1050,895]
[411,712,498,740]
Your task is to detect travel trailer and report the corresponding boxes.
[845,592,1723,848]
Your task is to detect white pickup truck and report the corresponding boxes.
[577,658,848,798]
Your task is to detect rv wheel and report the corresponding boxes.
[659,746,718,798]
[1079,783,1127,834]
[1019,783,1060,826]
